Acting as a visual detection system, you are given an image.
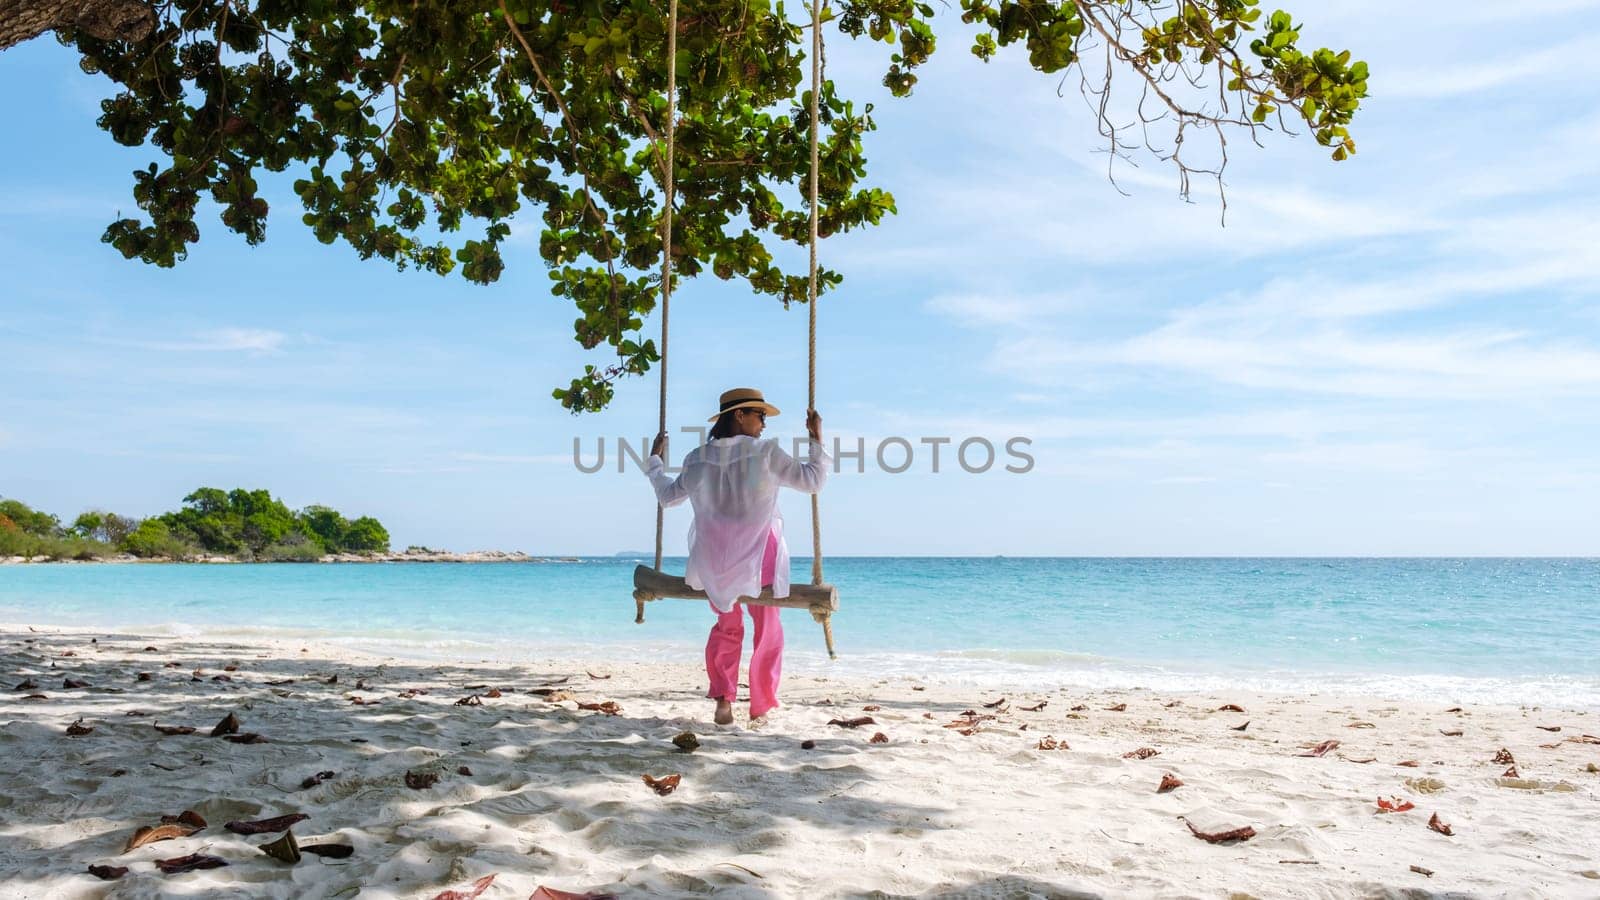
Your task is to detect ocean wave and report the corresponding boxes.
[784,648,1600,710]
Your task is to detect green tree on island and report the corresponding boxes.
[0,491,390,560]
[2,0,1366,411]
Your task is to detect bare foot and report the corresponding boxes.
[713,698,734,725]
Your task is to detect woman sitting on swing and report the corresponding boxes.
[647,387,829,725]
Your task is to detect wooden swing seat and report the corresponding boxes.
[632,565,837,615]
[632,564,840,657]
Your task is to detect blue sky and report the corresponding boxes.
[2,1,1598,555]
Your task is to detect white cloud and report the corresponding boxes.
[197,328,288,353]
[104,328,290,354]
[993,326,1600,400]
[1257,441,1438,474]
[923,289,1100,327]
[451,452,572,465]
[1382,35,1600,100]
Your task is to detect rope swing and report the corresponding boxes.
[632,0,840,659]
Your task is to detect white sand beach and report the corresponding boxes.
[3,624,1597,899]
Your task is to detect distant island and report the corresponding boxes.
[0,491,590,564]
[1,488,393,563]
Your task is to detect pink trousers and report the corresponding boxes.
[705,529,783,718]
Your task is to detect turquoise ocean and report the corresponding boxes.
[2,558,1596,708]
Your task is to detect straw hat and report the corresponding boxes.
[707,387,781,422]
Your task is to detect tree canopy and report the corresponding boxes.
[11,0,1367,410]
[0,490,390,560]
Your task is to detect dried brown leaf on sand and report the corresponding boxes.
[586,671,612,680]
[531,886,620,900]
[12,678,38,691]
[828,716,876,729]
[431,874,496,900]
[1105,703,1127,712]
[1339,755,1377,764]
[63,678,90,689]
[862,704,882,712]
[225,813,309,835]
[1492,748,1516,765]
[982,697,1007,709]
[1157,773,1183,793]
[124,823,201,852]
[224,733,268,744]
[1230,721,1250,732]
[406,770,441,790]
[1428,812,1454,836]
[1217,704,1245,713]
[1180,817,1255,843]
[154,724,196,736]
[1501,764,1520,778]
[260,830,300,864]
[1123,747,1160,760]
[1036,736,1067,750]
[21,694,46,701]
[87,864,128,880]
[1536,725,1560,732]
[1410,864,1434,877]
[1396,759,1421,767]
[1298,740,1340,758]
[1070,704,1089,711]
[642,773,681,796]
[1376,796,1415,813]
[672,732,700,753]
[1347,722,1376,729]
[211,712,240,737]
[454,694,483,707]
[155,853,228,874]
[800,740,816,750]
[302,843,354,859]
[869,732,889,744]
[1020,701,1048,712]
[1566,734,1600,745]
[483,689,503,699]
[1439,729,1464,737]
[577,701,622,716]
[161,810,207,829]
[1444,706,1463,713]
[66,719,94,736]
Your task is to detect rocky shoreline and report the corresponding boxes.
[1,549,582,564]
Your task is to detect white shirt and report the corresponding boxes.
[646,434,830,613]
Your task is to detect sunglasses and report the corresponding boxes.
[739,409,767,423]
